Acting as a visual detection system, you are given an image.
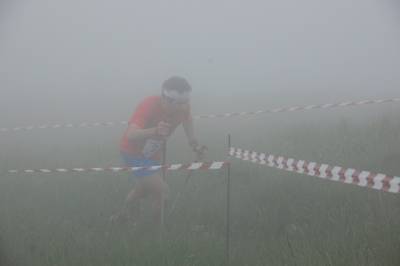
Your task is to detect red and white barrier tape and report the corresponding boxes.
[2,161,229,173]
[195,98,400,119]
[0,122,129,132]
[1,97,399,132]
[229,148,400,194]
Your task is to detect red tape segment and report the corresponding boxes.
[229,148,400,194]
[2,162,229,173]
[1,98,399,131]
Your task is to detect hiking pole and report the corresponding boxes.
[167,145,207,221]
[160,116,169,233]
[161,138,166,233]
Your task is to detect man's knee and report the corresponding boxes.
[155,187,169,203]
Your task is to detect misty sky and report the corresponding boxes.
[1,0,399,127]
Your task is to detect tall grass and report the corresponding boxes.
[0,113,399,265]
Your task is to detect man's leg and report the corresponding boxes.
[120,178,149,219]
[140,172,170,223]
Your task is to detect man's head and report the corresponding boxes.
[162,76,192,94]
[162,76,192,114]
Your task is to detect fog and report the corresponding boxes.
[1,0,399,148]
[2,3,400,264]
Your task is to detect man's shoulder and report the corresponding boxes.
[140,95,161,105]
[131,95,162,125]
[144,94,161,101]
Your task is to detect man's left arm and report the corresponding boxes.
[182,117,206,159]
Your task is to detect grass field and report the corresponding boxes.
[0,112,399,265]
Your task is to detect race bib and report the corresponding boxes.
[142,139,163,158]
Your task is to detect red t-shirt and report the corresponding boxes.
[120,95,191,160]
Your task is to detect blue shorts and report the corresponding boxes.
[120,150,162,178]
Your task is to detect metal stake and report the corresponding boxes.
[226,134,231,266]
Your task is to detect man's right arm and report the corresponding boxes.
[126,123,157,142]
[126,122,170,142]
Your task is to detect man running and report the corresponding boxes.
[111,76,206,223]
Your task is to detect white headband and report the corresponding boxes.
[163,89,191,102]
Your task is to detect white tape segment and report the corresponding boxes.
[229,148,400,194]
[2,161,229,173]
[1,97,399,131]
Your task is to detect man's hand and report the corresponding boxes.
[193,145,207,159]
[156,121,170,136]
